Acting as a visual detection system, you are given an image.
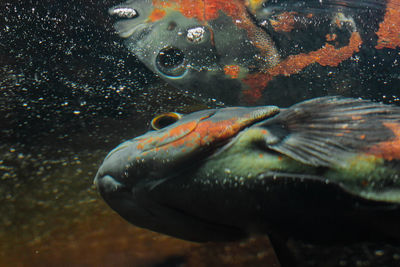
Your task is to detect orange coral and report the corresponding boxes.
[375,0,400,49]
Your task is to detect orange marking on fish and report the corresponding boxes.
[136,143,144,150]
[270,32,362,72]
[326,33,337,42]
[148,8,166,22]
[241,73,273,103]
[258,153,263,158]
[359,134,366,140]
[352,115,362,120]
[367,122,400,160]
[270,12,297,32]
[375,0,400,49]
[152,0,244,22]
[335,18,342,28]
[261,129,268,135]
[224,65,240,79]
[241,32,362,103]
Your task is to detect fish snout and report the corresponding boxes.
[94,141,140,197]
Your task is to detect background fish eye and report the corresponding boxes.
[155,47,186,77]
[150,112,182,130]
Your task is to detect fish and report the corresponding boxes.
[94,96,400,255]
[109,0,400,104]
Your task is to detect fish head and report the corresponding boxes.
[94,104,279,241]
[109,0,279,104]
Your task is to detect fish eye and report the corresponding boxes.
[151,112,182,130]
[155,47,186,78]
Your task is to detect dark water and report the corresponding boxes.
[1,0,400,266]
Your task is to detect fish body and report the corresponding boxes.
[110,0,400,104]
[95,97,400,243]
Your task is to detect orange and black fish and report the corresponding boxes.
[109,0,400,104]
[95,96,400,265]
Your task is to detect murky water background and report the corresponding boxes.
[1,0,400,266]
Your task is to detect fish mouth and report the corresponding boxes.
[114,21,152,40]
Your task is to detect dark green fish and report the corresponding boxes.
[95,97,400,262]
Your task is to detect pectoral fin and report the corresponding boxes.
[258,96,400,167]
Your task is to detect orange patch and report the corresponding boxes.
[136,143,144,150]
[151,110,273,153]
[270,32,362,73]
[326,33,337,42]
[148,8,166,22]
[152,0,245,22]
[241,73,273,103]
[367,122,400,160]
[270,12,297,32]
[241,32,362,103]
[224,65,240,79]
[375,0,400,49]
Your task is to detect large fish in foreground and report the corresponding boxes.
[109,0,400,104]
[95,96,400,264]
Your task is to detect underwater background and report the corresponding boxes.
[1,0,400,266]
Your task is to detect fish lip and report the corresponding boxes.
[94,173,128,195]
